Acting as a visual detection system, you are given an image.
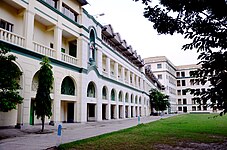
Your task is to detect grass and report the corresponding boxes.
[58,114,227,150]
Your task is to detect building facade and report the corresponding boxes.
[144,56,177,113]
[144,56,212,114]
[0,0,161,127]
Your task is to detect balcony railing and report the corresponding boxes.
[61,53,78,66]
[0,28,25,47]
[102,71,108,77]
[33,41,56,58]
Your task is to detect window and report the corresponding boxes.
[177,80,181,86]
[192,98,196,104]
[176,72,180,77]
[102,87,107,100]
[43,0,58,8]
[61,48,65,53]
[192,106,196,111]
[69,40,77,58]
[177,90,181,95]
[181,80,186,86]
[157,74,162,79]
[157,63,162,69]
[182,89,187,95]
[87,82,96,98]
[181,72,185,77]
[50,43,54,49]
[62,3,78,22]
[190,79,194,85]
[203,106,207,111]
[183,99,187,105]
[0,19,13,32]
[178,107,182,111]
[178,99,182,105]
[197,106,201,111]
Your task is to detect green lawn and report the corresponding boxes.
[58,114,227,150]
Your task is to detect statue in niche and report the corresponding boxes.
[89,41,95,61]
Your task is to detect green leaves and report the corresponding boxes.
[0,42,23,112]
[135,0,227,115]
[34,56,54,131]
[149,88,170,112]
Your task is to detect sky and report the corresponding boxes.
[83,0,199,66]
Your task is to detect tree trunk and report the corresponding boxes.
[41,117,44,132]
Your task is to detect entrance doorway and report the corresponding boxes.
[125,106,129,118]
[183,107,187,113]
[30,99,35,125]
[119,105,123,119]
[131,106,133,117]
[111,105,116,119]
[67,103,74,123]
[102,104,107,120]
[87,104,96,121]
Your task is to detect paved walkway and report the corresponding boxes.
[0,115,174,150]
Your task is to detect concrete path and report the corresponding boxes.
[0,115,174,150]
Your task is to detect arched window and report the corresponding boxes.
[61,76,75,95]
[119,91,123,102]
[131,94,134,103]
[102,86,108,100]
[125,93,129,102]
[135,96,138,104]
[111,89,116,101]
[139,97,142,104]
[87,82,96,98]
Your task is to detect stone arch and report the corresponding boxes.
[118,91,123,102]
[87,81,96,98]
[131,94,134,103]
[61,76,76,96]
[111,88,116,101]
[102,86,108,100]
[125,93,129,103]
[135,95,138,104]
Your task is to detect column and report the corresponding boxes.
[106,57,110,77]
[23,9,35,50]
[52,75,61,124]
[96,49,103,73]
[132,73,135,86]
[121,67,125,83]
[136,76,139,87]
[96,83,102,121]
[127,70,130,84]
[54,26,62,60]
[114,62,118,79]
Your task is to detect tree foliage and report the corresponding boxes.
[0,43,23,112]
[149,88,170,112]
[135,0,227,115]
[34,57,54,132]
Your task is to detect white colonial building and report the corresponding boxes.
[145,56,212,114]
[0,0,162,127]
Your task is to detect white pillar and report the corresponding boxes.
[96,49,103,73]
[106,57,110,77]
[54,26,62,59]
[121,67,125,83]
[23,10,35,50]
[114,62,118,79]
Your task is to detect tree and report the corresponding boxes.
[0,43,23,112]
[149,88,170,114]
[34,57,54,132]
[134,0,227,115]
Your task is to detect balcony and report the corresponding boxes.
[0,28,25,48]
[102,70,108,77]
[33,41,56,58]
[61,53,78,66]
